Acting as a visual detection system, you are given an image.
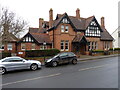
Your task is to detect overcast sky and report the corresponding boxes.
[0,0,119,34]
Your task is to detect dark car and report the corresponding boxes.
[45,52,77,67]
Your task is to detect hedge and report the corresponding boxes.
[0,52,11,59]
[25,49,60,57]
[91,50,104,53]
[109,48,120,51]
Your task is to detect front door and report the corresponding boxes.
[80,43,86,55]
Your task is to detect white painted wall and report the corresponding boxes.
[111,27,120,48]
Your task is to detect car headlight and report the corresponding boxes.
[47,59,52,62]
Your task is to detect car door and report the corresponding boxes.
[1,58,15,71]
[59,53,69,64]
[67,52,75,62]
[9,58,28,70]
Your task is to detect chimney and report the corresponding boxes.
[76,8,80,19]
[49,8,53,28]
[39,18,44,30]
[101,17,105,28]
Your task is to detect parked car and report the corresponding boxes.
[0,56,41,74]
[45,52,77,67]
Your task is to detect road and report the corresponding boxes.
[1,56,118,88]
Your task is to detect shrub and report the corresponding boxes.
[109,48,120,51]
[25,48,60,57]
[91,50,104,53]
[0,52,11,59]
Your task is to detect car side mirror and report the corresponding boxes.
[57,56,60,59]
[22,60,26,62]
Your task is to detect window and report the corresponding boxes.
[65,26,69,33]
[118,32,120,37]
[104,41,110,50]
[0,44,4,50]
[7,43,12,50]
[88,42,91,51]
[29,37,32,42]
[59,53,68,57]
[21,43,26,50]
[68,52,75,56]
[60,40,69,51]
[40,46,44,50]
[65,40,69,51]
[2,58,23,62]
[61,25,69,33]
[61,40,64,51]
[40,45,47,50]
[88,41,98,51]
[31,44,35,50]
[62,18,69,23]
[94,42,97,50]
[61,25,64,32]
[26,37,29,42]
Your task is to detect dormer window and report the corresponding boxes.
[62,18,69,23]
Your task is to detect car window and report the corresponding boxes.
[2,58,23,62]
[59,53,68,57]
[2,58,11,62]
[68,52,75,56]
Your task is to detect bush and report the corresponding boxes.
[25,48,60,57]
[91,50,104,53]
[109,48,120,51]
[0,52,11,59]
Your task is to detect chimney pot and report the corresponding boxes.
[49,8,53,28]
[39,18,44,30]
[76,8,80,19]
[101,17,105,28]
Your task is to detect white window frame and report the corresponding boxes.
[21,43,26,51]
[65,40,69,51]
[65,26,69,33]
[61,25,64,32]
[31,43,35,50]
[26,37,29,42]
[61,41,64,51]
[7,43,12,50]
[40,45,47,50]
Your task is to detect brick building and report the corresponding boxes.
[47,8,113,55]
[0,30,18,55]
[1,8,114,56]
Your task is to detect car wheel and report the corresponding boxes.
[1,67,6,75]
[72,59,77,65]
[30,64,38,71]
[52,61,58,67]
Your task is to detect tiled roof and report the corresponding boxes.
[72,34,88,43]
[100,27,114,41]
[30,33,52,44]
[29,27,39,33]
[53,13,94,30]
[0,33,18,43]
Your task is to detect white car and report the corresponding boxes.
[0,56,41,74]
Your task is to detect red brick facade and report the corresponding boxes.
[1,8,114,56]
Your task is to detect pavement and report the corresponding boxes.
[2,56,118,88]
[78,54,119,61]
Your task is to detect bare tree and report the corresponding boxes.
[0,7,28,38]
